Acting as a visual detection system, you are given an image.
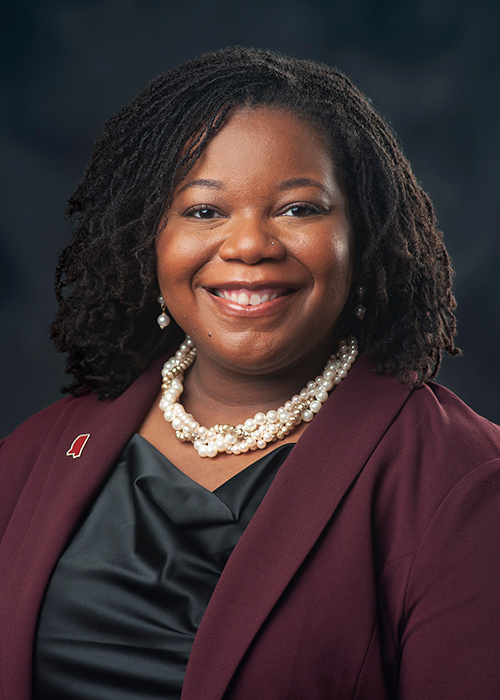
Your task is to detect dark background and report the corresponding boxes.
[1,0,499,437]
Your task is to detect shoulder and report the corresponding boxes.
[1,392,98,455]
[366,376,500,568]
[343,356,500,475]
[396,379,500,466]
[371,375,500,508]
[0,353,165,456]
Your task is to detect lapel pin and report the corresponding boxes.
[66,434,91,459]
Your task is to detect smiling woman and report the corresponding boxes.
[1,47,499,700]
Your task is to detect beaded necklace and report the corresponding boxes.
[160,336,358,458]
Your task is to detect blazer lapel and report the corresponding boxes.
[183,356,413,700]
[0,358,163,700]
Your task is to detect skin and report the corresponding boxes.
[139,106,355,491]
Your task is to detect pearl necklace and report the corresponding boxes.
[159,336,358,458]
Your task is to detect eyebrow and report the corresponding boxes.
[276,178,330,195]
[176,176,331,196]
[176,179,225,195]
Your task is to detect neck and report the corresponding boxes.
[181,344,333,427]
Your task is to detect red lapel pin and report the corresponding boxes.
[66,434,90,459]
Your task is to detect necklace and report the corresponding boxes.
[159,336,358,458]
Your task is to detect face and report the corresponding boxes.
[156,106,355,377]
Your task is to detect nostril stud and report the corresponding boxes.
[271,241,275,245]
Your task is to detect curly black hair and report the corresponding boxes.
[51,46,460,399]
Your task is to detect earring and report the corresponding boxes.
[354,285,366,320]
[157,294,170,330]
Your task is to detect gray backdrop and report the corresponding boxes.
[1,0,499,437]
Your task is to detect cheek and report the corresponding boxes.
[308,231,354,295]
[307,239,354,335]
[155,227,212,288]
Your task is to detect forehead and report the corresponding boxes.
[180,106,338,187]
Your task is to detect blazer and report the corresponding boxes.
[1,355,500,700]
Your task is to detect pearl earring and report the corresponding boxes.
[354,285,366,320]
[157,294,170,330]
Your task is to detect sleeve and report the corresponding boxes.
[398,458,500,699]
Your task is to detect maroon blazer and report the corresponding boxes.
[1,356,500,700]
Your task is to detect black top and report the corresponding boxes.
[33,434,293,700]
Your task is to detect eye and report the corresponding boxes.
[280,202,325,217]
[184,204,224,219]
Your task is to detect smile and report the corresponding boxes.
[210,288,291,306]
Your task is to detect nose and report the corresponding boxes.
[218,216,285,264]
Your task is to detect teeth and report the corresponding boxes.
[214,289,283,305]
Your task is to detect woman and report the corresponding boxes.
[1,47,499,699]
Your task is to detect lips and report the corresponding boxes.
[209,287,291,306]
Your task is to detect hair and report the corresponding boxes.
[51,45,460,399]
